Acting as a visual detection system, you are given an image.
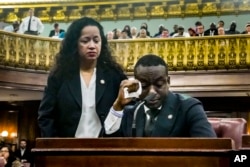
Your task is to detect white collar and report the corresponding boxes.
[144,105,162,114]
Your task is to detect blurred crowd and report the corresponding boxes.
[105,20,250,40]
[2,13,250,40]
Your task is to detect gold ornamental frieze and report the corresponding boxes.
[117,7,131,19]
[134,6,148,18]
[185,4,199,15]
[0,30,250,72]
[168,5,182,16]
[221,2,235,12]
[150,6,165,17]
[202,3,217,14]
[0,0,250,22]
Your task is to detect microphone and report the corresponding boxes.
[132,93,156,136]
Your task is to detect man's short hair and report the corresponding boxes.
[178,26,184,30]
[218,20,224,25]
[195,21,202,26]
[20,139,27,144]
[134,54,168,75]
[54,23,59,28]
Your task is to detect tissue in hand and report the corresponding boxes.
[123,81,142,98]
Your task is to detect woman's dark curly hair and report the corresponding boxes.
[51,17,123,79]
[0,145,17,167]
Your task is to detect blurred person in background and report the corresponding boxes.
[19,8,44,35]
[130,27,137,39]
[188,27,197,37]
[218,27,225,35]
[49,23,65,38]
[0,145,20,167]
[153,24,165,38]
[15,139,32,166]
[106,31,114,40]
[3,21,20,33]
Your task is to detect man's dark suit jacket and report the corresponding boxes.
[38,66,127,137]
[49,29,65,37]
[15,148,32,163]
[204,29,218,36]
[121,92,216,137]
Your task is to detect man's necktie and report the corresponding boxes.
[27,17,32,31]
[144,109,160,137]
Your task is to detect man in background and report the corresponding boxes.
[15,139,33,166]
[19,8,44,35]
[225,21,240,35]
[196,24,205,36]
[172,26,190,37]
[204,22,218,36]
[3,21,20,33]
[49,23,65,38]
[170,24,178,37]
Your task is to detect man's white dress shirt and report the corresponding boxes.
[19,16,44,34]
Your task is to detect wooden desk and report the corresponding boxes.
[32,138,234,167]
[242,134,250,148]
[239,136,250,166]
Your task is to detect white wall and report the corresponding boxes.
[40,14,250,37]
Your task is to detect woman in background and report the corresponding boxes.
[0,145,21,167]
[122,25,132,38]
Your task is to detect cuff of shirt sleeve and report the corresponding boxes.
[104,107,123,134]
[111,107,123,118]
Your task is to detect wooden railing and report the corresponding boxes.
[0,31,60,71]
[110,36,250,72]
[0,30,250,72]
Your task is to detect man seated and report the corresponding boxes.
[49,23,65,38]
[3,21,20,33]
[14,139,33,166]
[105,54,216,137]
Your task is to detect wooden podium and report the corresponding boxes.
[242,134,250,148]
[32,138,233,167]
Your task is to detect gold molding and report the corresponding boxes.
[0,0,250,23]
[0,30,250,72]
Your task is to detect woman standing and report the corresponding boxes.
[38,17,127,137]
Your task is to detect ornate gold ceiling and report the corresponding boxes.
[0,0,250,23]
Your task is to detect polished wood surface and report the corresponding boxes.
[242,134,250,148]
[0,68,47,91]
[32,138,233,167]
[1,68,250,97]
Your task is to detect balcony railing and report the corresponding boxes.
[0,30,250,72]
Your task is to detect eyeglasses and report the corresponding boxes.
[0,150,9,153]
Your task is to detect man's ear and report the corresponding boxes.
[167,76,170,85]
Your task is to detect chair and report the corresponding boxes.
[208,117,247,149]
